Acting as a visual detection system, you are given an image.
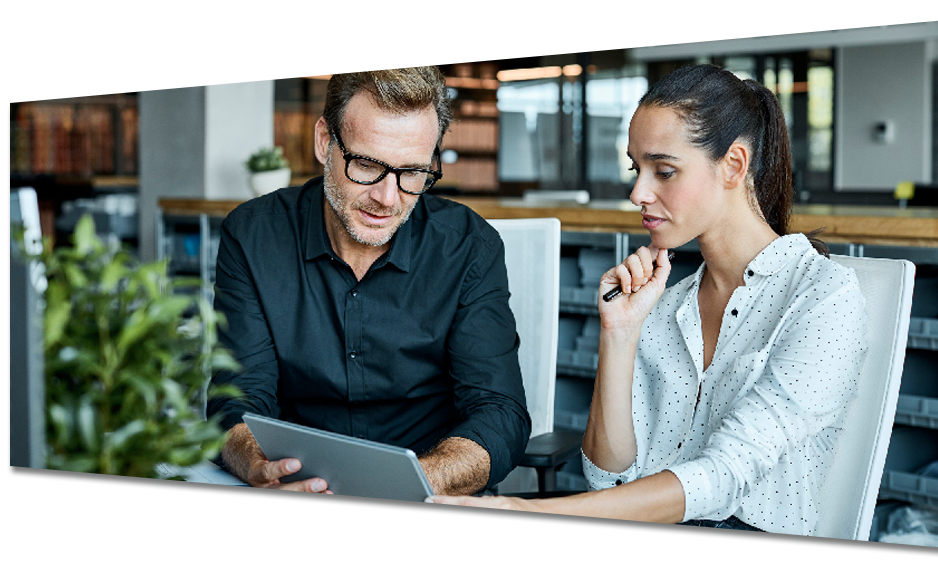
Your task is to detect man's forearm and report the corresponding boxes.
[419,437,490,496]
[220,422,264,483]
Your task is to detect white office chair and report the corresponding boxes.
[486,218,581,495]
[816,255,915,540]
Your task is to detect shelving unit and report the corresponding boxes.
[156,202,231,305]
[873,246,938,519]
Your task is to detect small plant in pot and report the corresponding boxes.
[246,146,291,197]
[26,215,241,479]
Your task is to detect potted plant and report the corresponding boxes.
[27,215,241,479]
[245,146,291,197]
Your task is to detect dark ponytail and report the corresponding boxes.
[638,64,829,257]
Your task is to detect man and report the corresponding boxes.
[207,67,530,496]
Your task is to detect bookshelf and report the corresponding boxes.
[10,68,505,200]
[273,107,321,179]
[10,94,138,178]
[440,107,499,191]
[437,63,500,193]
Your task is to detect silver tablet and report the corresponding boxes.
[242,413,434,502]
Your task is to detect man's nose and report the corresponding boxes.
[369,173,399,208]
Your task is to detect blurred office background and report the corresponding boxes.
[9,21,938,261]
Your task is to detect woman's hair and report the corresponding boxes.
[638,64,828,256]
[323,67,454,147]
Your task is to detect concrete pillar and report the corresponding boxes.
[138,81,274,262]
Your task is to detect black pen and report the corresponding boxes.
[602,251,675,303]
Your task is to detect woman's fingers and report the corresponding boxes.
[616,262,635,294]
[599,246,673,306]
[652,247,672,284]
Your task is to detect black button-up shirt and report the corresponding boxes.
[207,177,531,488]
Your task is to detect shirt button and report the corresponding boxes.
[351,290,358,297]
[747,270,754,277]
[615,479,623,486]
[731,309,738,316]
[349,352,357,359]
[677,442,682,449]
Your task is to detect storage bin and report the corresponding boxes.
[908,317,938,351]
[895,395,938,430]
[578,248,616,288]
[880,472,938,509]
[559,286,599,316]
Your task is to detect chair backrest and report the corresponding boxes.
[816,254,915,540]
[487,218,561,439]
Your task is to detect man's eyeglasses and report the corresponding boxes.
[330,128,443,195]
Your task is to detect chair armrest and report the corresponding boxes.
[520,429,583,469]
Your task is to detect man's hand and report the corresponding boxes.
[222,422,332,493]
[244,456,332,493]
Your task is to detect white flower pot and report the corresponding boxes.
[249,168,292,197]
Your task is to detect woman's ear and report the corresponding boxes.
[722,141,750,190]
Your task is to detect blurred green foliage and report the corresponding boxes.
[245,146,289,173]
[31,215,241,478]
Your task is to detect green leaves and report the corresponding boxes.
[245,146,289,172]
[107,420,147,450]
[43,281,72,349]
[77,396,100,451]
[36,214,242,479]
[72,213,100,256]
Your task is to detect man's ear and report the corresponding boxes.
[313,117,330,166]
[722,141,750,190]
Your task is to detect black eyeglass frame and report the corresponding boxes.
[330,128,443,195]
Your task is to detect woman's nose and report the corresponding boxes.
[630,174,656,207]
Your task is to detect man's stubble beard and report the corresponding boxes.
[322,152,417,248]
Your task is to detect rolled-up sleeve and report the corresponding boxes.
[207,216,281,431]
[670,279,866,522]
[444,232,531,489]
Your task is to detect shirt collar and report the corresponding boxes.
[303,177,414,273]
[384,207,413,272]
[304,178,332,261]
[685,232,811,290]
[746,233,812,278]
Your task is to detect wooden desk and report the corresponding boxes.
[159,196,938,248]
[127,507,597,549]
[445,198,938,248]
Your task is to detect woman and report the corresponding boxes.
[428,64,867,536]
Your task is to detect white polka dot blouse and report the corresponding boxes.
[582,233,868,536]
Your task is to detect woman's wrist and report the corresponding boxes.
[598,324,642,348]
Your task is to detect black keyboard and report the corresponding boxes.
[160,515,348,550]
